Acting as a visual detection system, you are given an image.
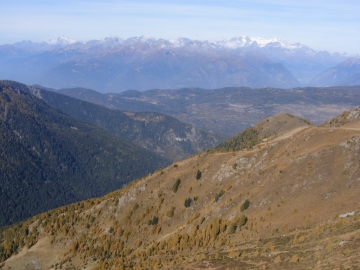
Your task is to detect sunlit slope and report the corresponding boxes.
[321,105,360,128]
[1,108,360,269]
[211,113,313,152]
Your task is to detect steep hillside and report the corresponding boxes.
[0,81,169,227]
[211,113,313,152]
[30,86,226,161]
[57,85,360,135]
[1,111,360,269]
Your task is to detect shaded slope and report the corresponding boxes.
[0,81,169,227]
[1,111,360,269]
[31,86,226,160]
[211,113,313,152]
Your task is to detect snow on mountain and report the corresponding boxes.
[213,36,307,50]
[5,35,353,57]
[106,35,310,51]
[168,37,193,47]
[1,35,357,91]
[138,35,156,42]
[102,36,124,43]
[13,35,350,58]
[45,36,77,45]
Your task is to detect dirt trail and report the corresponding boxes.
[338,127,360,131]
[263,126,312,145]
[275,126,311,140]
[269,125,360,145]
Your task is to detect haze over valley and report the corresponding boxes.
[55,84,360,135]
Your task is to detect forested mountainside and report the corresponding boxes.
[0,81,169,227]
[31,86,226,161]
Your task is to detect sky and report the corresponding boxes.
[1,0,360,54]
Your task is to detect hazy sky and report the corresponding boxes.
[1,0,359,54]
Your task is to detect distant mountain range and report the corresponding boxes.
[0,36,357,92]
[0,80,169,226]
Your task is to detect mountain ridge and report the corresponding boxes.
[211,113,314,152]
[321,106,360,127]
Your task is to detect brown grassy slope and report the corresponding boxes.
[254,113,313,138]
[212,113,313,152]
[2,119,360,270]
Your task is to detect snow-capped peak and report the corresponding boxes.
[168,37,194,47]
[139,35,156,42]
[102,36,124,43]
[216,36,307,50]
[45,36,77,45]
[67,35,310,52]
